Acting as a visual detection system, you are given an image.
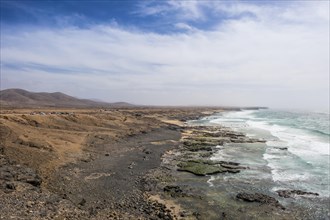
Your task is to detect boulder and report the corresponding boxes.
[236,192,285,209]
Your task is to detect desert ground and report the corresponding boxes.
[0,107,225,219]
[1,106,314,220]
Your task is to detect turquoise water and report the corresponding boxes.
[189,109,329,218]
[207,109,329,196]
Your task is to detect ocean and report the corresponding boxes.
[192,109,330,218]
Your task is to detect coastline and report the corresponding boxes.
[0,107,221,219]
[158,111,329,219]
[0,107,327,219]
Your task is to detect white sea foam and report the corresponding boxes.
[262,154,281,160]
[208,109,330,195]
[207,176,216,187]
[211,118,245,123]
[246,120,330,157]
[210,151,226,161]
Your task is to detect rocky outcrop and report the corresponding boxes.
[176,125,259,176]
[0,158,42,192]
[163,185,186,197]
[182,140,214,151]
[276,189,319,198]
[236,192,285,209]
[177,159,242,176]
[177,161,228,176]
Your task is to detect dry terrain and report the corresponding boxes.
[0,89,132,108]
[0,107,221,219]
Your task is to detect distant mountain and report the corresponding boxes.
[0,89,133,108]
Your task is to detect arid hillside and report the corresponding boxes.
[0,89,132,108]
[0,109,160,180]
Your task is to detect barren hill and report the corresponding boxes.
[0,88,132,108]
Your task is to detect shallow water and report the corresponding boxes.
[189,109,330,219]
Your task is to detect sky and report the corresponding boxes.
[0,0,329,109]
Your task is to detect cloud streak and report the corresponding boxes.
[1,1,329,109]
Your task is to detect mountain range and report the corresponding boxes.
[0,89,132,108]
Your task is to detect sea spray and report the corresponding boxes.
[192,109,329,218]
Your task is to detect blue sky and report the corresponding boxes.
[1,0,329,109]
[2,1,140,29]
[1,1,274,32]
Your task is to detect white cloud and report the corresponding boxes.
[1,1,329,109]
[168,1,204,20]
[174,22,195,31]
[136,1,204,21]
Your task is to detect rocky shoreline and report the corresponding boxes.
[146,122,288,219]
[149,114,326,219]
[0,108,326,219]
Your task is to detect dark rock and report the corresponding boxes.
[158,212,165,218]
[274,147,288,150]
[182,141,214,152]
[143,149,152,154]
[177,161,228,176]
[225,132,244,137]
[168,125,180,131]
[193,211,201,218]
[276,189,319,198]
[88,207,98,216]
[199,152,213,158]
[198,131,223,138]
[79,198,86,206]
[128,162,135,169]
[5,182,15,190]
[185,159,242,173]
[0,170,14,180]
[14,168,42,187]
[164,185,182,193]
[26,177,41,187]
[250,138,267,143]
[39,209,47,217]
[219,161,240,166]
[105,153,110,156]
[164,185,184,197]
[220,163,244,170]
[236,192,285,209]
[226,169,240,173]
[140,177,157,192]
[229,137,266,143]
